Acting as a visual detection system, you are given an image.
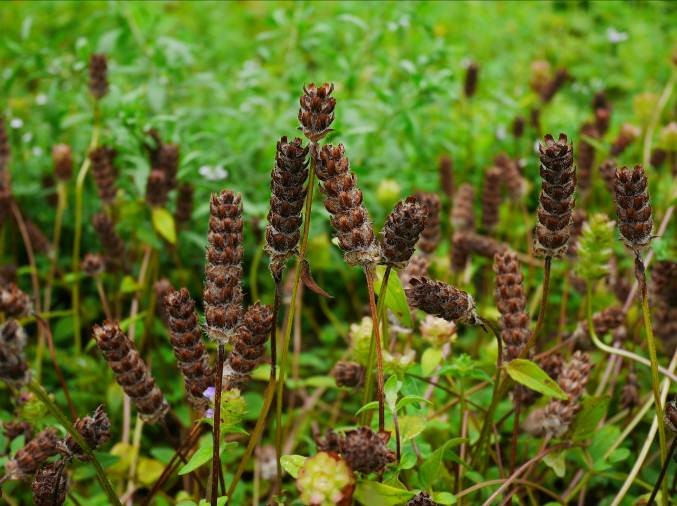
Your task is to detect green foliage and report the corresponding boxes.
[504,359,568,400]
[575,213,614,282]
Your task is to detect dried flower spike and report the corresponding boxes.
[32,461,68,506]
[89,147,117,204]
[463,61,480,98]
[406,277,480,325]
[494,250,530,362]
[339,427,395,474]
[481,167,502,232]
[331,361,365,388]
[415,192,441,256]
[165,288,214,409]
[88,53,108,100]
[145,169,168,207]
[52,144,73,181]
[93,322,169,423]
[451,183,475,232]
[92,212,125,271]
[439,154,454,198]
[614,165,653,253]
[316,144,379,266]
[543,351,592,437]
[298,83,336,142]
[0,319,30,386]
[610,123,640,156]
[203,190,244,343]
[223,302,273,388]
[265,136,309,280]
[81,253,105,277]
[60,405,111,460]
[534,133,576,258]
[399,254,429,290]
[175,182,194,226]
[3,428,60,480]
[452,231,508,272]
[512,116,525,139]
[379,196,426,268]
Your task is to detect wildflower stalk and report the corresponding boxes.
[363,264,386,431]
[210,343,225,506]
[26,379,121,506]
[274,150,317,489]
[71,112,100,352]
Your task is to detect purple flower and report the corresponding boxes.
[203,386,216,402]
[205,408,214,420]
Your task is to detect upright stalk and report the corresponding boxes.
[210,344,225,506]
[274,147,317,487]
[71,114,100,352]
[363,264,386,432]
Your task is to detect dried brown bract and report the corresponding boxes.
[81,253,105,277]
[145,169,168,207]
[452,231,508,272]
[439,154,454,198]
[512,116,525,139]
[52,144,73,181]
[203,190,244,343]
[4,427,60,480]
[60,405,111,460]
[223,302,273,388]
[610,123,640,156]
[534,133,576,257]
[380,196,426,268]
[577,122,598,192]
[399,253,430,290]
[539,68,570,103]
[543,351,592,437]
[495,153,525,198]
[88,53,109,100]
[407,491,436,506]
[165,288,214,409]
[406,276,480,325]
[463,61,480,98]
[298,83,336,142]
[0,319,30,386]
[89,146,117,204]
[481,167,502,232]
[93,322,169,423]
[316,144,379,266]
[0,283,32,318]
[415,192,441,255]
[92,212,125,271]
[614,165,652,252]
[494,250,530,362]
[32,461,68,506]
[451,183,475,231]
[339,427,395,474]
[331,361,365,388]
[265,136,309,280]
[175,182,194,226]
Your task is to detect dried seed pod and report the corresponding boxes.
[339,427,395,474]
[165,288,213,409]
[203,190,244,343]
[0,319,30,386]
[175,182,194,226]
[331,361,364,388]
[399,254,429,290]
[614,165,652,252]
[298,83,336,142]
[265,137,309,280]
[81,254,104,277]
[145,169,168,207]
[88,53,109,100]
[92,212,125,271]
[316,144,379,266]
[407,491,436,506]
[495,153,525,198]
[452,231,508,272]
[3,420,32,441]
[651,260,677,353]
[32,460,68,506]
[93,322,169,423]
[415,192,441,256]
[0,283,32,318]
[512,116,525,139]
[463,61,480,98]
[533,133,576,258]
[379,196,426,268]
[592,306,625,336]
[539,68,570,103]
[494,250,530,362]
[439,154,454,199]
[543,351,592,437]
[52,144,73,181]
[620,372,640,410]
[451,183,475,231]
[3,428,60,480]
[60,405,111,460]
[223,302,273,388]
[89,147,117,204]
[481,167,502,232]
[577,122,598,192]
[406,276,480,325]
[610,123,640,156]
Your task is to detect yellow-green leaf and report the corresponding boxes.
[374,265,412,327]
[354,480,416,505]
[280,454,306,478]
[505,359,568,400]
[152,206,177,244]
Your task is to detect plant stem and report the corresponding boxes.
[211,343,225,506]
[524,255,551,353]
[636,255,668,505]
[363,264,386,432]
[274,145,317,488]
[71,115,100,353]
[361,265,391,426]
[124,416,144,505]
[648,436,677,506]
[27,380,121,506]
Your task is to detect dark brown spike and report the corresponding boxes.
[32,460,68,506]
[614,165,652,252]
[60,405,111,460]
[481,167,502,232]
[298,83,336,142]
[175,182,194,226]
[4,428,60,480]
[339,427,395,474]
[89,146,117,204]
[451,183,475,232]
[331,361,365,388]
[406,276,480,325]
[88,53,109,100]
[0,284,32,318]
[439,154,454,198]
[52,144,73,181]
[0,319,30,386]
[463,61,480,98]
[92,212,125,272]
[494,250,530,362]
[380,196,426,268]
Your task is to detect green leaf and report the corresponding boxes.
[119,275,142,294]
[543,451,566,478]
[280,455,306,479]
[589,425,621,463]
[398,451,417,470]
[396,395,432,411]
[398,415,427,442]
[374,265,413,328]
[504,359,567,400]
[178,443,212,475]
[433,491,457,505]
[354,480,416,505]
[384,375,402,413]
[608,447,630,464]
[570,396,610,441]
[421,347,443,376]
[419,438,465,489]
[152,207,177,244]
[355,401,379,416]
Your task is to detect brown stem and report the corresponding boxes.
[211,344,225,506]
[363,264,385,432]
[10,200,41,310]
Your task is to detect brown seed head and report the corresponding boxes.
[81,253,105,277]
[577,122,599,192]
[399,253,430,290]
[407,491,436,506]
[60,405,111,460]
[610,123,640,156]
[0,283,32,318]
[495,153,525,198]
[4,428,60,480]
[145,169,168,207]
[512,116,525,139]
[89,146,117,204]
[380,196,427,268]
[88,53,109,100]
[0,319,30,386]
[224,302,273,388]
[463,61,480,98]
[452,231,508,272]
[175,182,194,226]
[534,133,576,257]
[298,83,336,142]
[331,361,364,388]
[665,399,677,432]
[481,167,502,232]
[339,427,395,474]
[92,212,125,272]
[494,250,530,362]
[415,192,441,256]
[32,461,68,506]
[543,351,592,437]
[406,276,480,325]
[451,183,475,232]
[614,165,652,252]
[439,154,454,198]
[52,144,73,181]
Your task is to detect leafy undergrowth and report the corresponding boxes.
[0,2,676,505]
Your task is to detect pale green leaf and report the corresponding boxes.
[543,451,566,478]
[374,265,413,327]
[571,396,610,441]
[354,480,416,505]
[152,207,177,244]
[505,359,567,400]
[421,347,443,376]
[280,454,306,479]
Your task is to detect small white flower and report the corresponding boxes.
[10,118,23,129]
[35,94,48,105]
[198,164,228,181]
[495,125,507,141]
[607,27,628,44]
[22,132,32,143]
[32,146,43,157]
